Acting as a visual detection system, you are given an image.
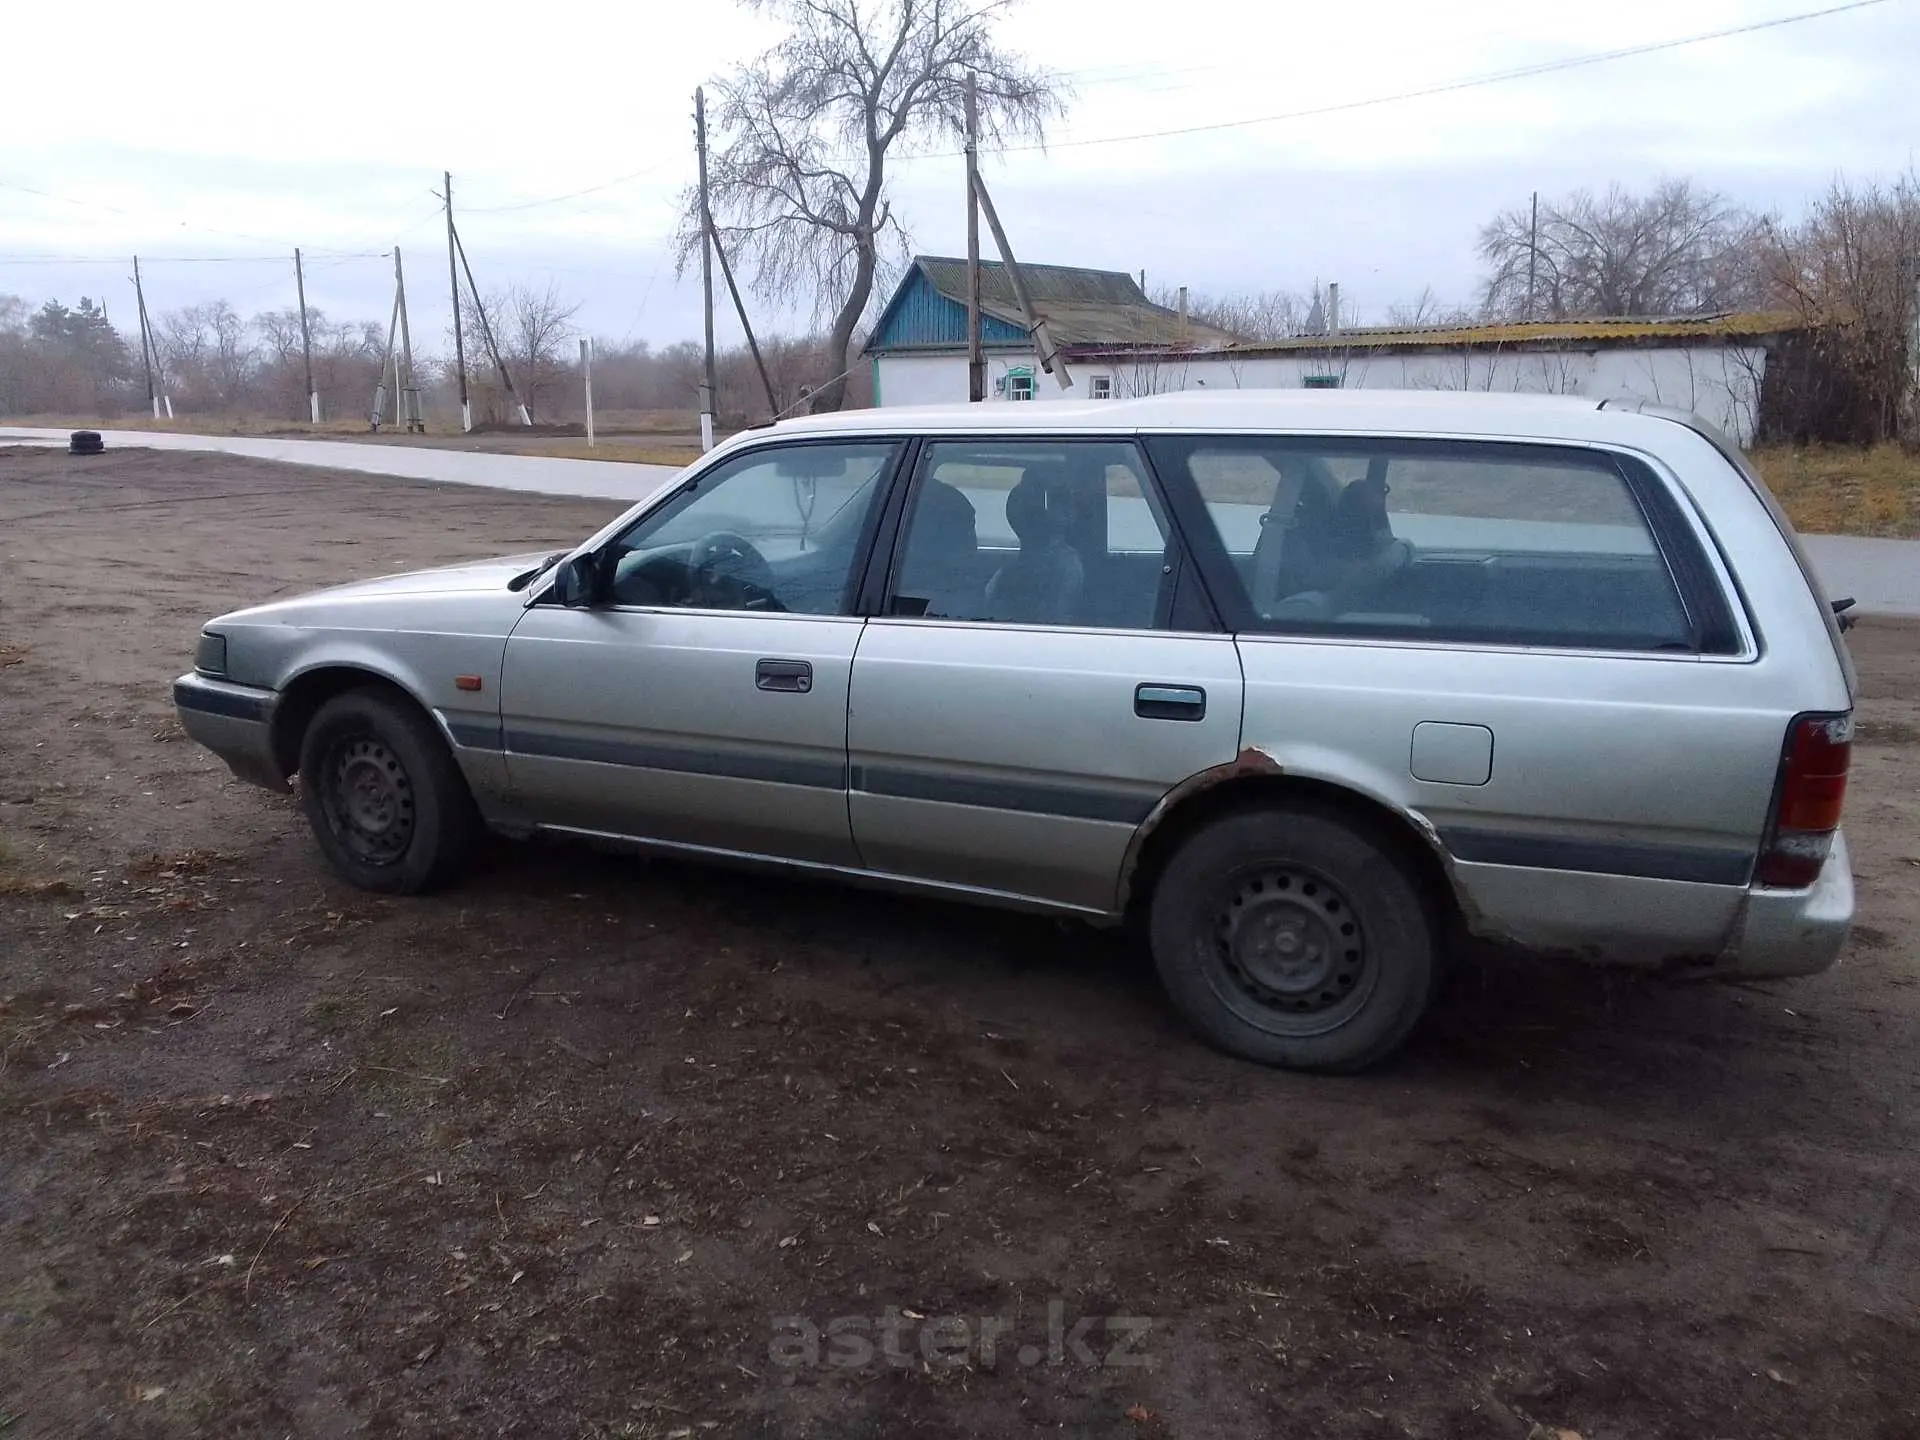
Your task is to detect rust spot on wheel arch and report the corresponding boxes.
[1115,747,1286,913]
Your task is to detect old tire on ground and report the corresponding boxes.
[297,688,479,894]
[1148,805,1437,1072]
[68,430,104,455]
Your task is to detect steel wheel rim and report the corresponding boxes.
[320,735,416,866]
[1206,864,1377,1037]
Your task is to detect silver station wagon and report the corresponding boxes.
[176,392,1857,1071]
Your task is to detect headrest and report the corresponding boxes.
[908,479,978,559]
[1006,464,1069,545]
[1332,475,1391,554]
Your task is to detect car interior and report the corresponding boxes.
[888,449,1175,629]
[1211,449,1699,651]
[603,452,889,615]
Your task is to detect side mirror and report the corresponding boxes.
[549,553,603,608]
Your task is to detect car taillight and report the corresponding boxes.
[1756,712,1851,888]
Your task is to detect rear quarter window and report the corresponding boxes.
[1148,435,1723,653]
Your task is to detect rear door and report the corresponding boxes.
[500,438,900,866]
[1148,432,1783,955]
[846,437,1243,913]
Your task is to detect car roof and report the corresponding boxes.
[763,389,1613,441]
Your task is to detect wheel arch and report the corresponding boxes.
[270,664,441,778]
[1119,759,1465,935]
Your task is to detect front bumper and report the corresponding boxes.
[173,673,288,792]
[1721,828,1855,978]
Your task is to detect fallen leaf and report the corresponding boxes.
[138,1386,167,1403]
[676,1249,694,1264]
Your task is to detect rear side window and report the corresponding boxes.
[1148,436,1703,651]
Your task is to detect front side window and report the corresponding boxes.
[886,440,1176,630]
[603,441,898,615]
[1147,435,1696,651]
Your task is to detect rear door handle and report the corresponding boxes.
[755,658,813,693]
[1135,684,1205,721]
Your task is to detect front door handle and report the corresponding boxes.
[1135,684,1205,721]
[756,658,813,693]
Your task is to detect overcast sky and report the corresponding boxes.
[1,0,1913,353]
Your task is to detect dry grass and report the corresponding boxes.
[501,439,702,466]
[7,412,382,439]
[1751,443,1920,538]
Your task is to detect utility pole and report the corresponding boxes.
[451,225,532,425]
[695,86,718,451]
[394,246,423,432]
[294,248,318,423]
[964,74,985,403]
[1526,190,1539,322]
[445,170,472,432]
[710,227,779,420]
[972,172,1071,390]
[372,285,400,430]
[581,337,595,447]
[133,255,157,420]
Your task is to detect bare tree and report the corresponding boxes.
[1385,286,1476,329]
[1478,181,1768,320]
[693,0,1063,411]
[154,301,253,410]
[449,283,581,423]
[1759,173,1920,442]
[1163,287,1310,342]
[504,282,582,421]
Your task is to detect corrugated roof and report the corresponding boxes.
[1195,311,1802,356]
[901,255,1241,349]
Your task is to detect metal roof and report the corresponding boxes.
[871,255,1242,351]
[1163,310,1801,358]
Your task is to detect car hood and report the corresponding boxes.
[298,551,557,601]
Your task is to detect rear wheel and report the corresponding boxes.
[1148,805,1436,1071]
[297,688,479,894]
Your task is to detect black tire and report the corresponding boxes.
[296,687,479,894]
[1148,805,1436,1072]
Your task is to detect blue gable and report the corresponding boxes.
[870,269,1028,352]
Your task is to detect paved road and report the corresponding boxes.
[0,427,682,503]
[5,426,1915,616]
[1793,535,1920,618]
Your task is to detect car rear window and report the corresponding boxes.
[1148,435,1704,652]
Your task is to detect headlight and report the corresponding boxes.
[194,631,228,677]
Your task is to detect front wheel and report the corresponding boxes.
[1148,806,1437,1071]
[297,688,479,894]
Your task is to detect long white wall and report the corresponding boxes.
[875,343,1770,445]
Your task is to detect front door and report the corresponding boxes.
[847,438,1244,913]
[500,438,902,866]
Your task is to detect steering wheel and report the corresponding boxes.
[688,530,779,608]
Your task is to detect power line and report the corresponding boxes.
[0,252,384,265]
[0,177,313,250]
[964,0,1897,157]
[461,162,673,215]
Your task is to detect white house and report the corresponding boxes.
[865,257,1794,445]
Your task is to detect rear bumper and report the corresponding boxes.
[173,673,288,792]
[1720,828,1854,978]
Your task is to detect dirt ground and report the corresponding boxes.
[1,446,1917,1440]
